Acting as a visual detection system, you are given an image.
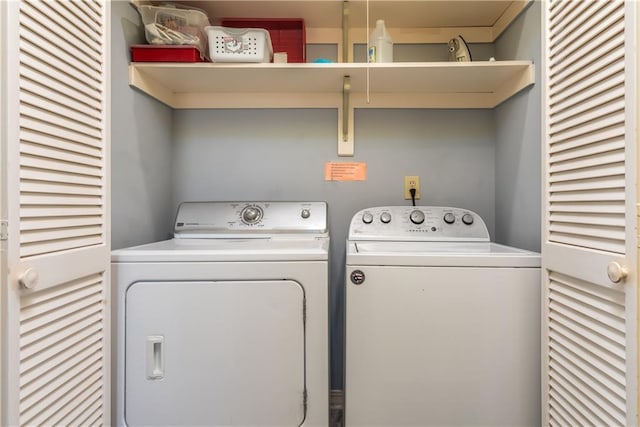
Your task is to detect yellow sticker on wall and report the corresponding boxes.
[324,162,367,181]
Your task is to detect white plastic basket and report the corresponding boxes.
[205,26,273,63]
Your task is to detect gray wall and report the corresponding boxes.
[494,1,542,252]
[111,1,175,249]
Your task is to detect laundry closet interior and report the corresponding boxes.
[112,0,542,397]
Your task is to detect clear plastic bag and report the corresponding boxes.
[136,4,210,57]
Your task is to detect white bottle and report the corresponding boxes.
[368,19,393,63]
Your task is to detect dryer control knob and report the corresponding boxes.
[443,212,455,224]
[410,209,425,224]
[462,213,474,225]
[362,212,374,224]
[380,212,392,224]
[241,206,262,224]
[301,208,311,219]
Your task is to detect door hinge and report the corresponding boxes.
[0,221,7,241]
[303,297,307,327]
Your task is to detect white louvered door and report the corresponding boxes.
[543,0,637,425]
[2,1,111,425]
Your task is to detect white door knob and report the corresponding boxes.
[607,262,628,284]
[19,268,39,289]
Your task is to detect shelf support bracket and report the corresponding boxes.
[342,1,349,63]
[339,75,354,156]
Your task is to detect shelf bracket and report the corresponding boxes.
[339,75,354,156]
[342,1,349,63]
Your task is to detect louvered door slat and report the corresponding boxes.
[550,1,617,54]
[549,187,624,202]
[21,180,103,196]
[551,72,624,119]
[549,212,625,228]
[22,216,103,231]
[549,201,625,214]
[21,143,102,167]
[549,175,624,192]
[21,225,103,244]
[21,168,102,187]
[21,205,104,218]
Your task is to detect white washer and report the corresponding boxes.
[345,206,541,426]
[112,201,329,427]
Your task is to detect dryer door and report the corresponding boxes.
[125,280,305,426]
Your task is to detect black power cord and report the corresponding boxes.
[409,188,416,207]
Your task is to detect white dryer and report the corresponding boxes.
[112,201,329,427]
[345,206,541,426]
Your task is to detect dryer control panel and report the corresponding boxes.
[174,201,328,238]
[349,206,490,241]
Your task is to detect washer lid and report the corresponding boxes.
[347,241,540,267]
[112,237,329,263]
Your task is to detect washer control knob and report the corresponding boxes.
[410,209,425,224]
[462,213,474,225]
[362,212,374,224]
[301,208,311,219]
[241,206,262,224]
[443,212,455,224]
[380,212,392,224]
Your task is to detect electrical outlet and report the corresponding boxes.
[404,176,420,200]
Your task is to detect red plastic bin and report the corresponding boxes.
[220,18,305,63]
[131,45,206,62]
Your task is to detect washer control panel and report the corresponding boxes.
[174,201,327,237]
[348,206,489,241]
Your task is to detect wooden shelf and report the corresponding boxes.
[129,61,534,109]
[129,0,535,155]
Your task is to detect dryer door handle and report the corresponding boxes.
[146,336,165,380]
